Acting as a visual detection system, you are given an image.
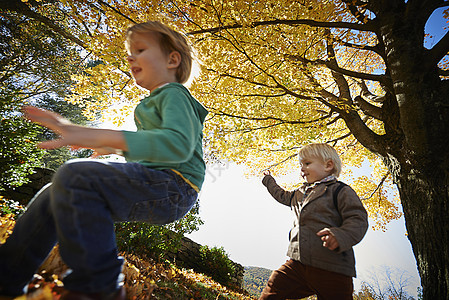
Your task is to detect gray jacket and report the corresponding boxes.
[262,175,368,277]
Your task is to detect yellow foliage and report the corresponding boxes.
[0,213,15,245]
[351,175,401,231]
[46,0,402,228]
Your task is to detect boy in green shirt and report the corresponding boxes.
[0,21,207,299]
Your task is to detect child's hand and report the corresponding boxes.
[263,170,271,176]
[23,106,76,149]
[316,228,339,251]
[22,106,127,153]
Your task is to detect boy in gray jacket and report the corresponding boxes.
[260,143,368,300]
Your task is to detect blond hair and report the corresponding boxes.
[298,143,342,177]
[125,21,192,84]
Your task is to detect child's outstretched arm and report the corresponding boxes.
[261,169,294,206]
[23,106,128,155]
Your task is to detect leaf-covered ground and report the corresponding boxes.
[0,214,255,300]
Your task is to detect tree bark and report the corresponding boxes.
[372,4,449,298]
[384,154,449,299]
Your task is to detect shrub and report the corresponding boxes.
[199,245,236,286]
[115,201,203,259]
[0,196,25,218]
[115,221,183,259]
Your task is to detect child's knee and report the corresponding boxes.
[52,159,93,187]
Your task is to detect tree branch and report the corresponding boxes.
[325,32,352,101]
[358,80,386,103]
[438,68,449,76]
[342,110,386,156]
[330,34,386,60]
[186,18,376,36]
[263,153,299,172]
[335,39,383,56]
[314,86,386,156]
[428,30,449,67]
[204,27,314,103]
[342,0,372,24]
[317,36,386,154]
[285,53,389,84]
[360,172,389,201]
[354,96,383,120]
[96,0,137,24]
[327,132,353,144]
[407,0,449,27]
[3,0,86,48]
[205,68,317,101]
[210,109,329,125]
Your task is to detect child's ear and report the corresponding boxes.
[325,159,334,172]
[167,51,181,69]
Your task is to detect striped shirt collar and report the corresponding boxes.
[304,175,336,191]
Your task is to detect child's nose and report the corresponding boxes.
[127,55,135,63]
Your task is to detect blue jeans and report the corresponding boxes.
[0,159,198,295]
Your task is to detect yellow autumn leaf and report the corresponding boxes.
[0,214,15,244]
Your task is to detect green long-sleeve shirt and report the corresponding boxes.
[122,83,208,190]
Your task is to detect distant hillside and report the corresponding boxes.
[243,266,272,297]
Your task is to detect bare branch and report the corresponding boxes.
[438,68,449,76]
[354,95,383,120]
[326,132,352,144]
[186,18,376,36]
[313,87,386,156]
[228,92,288,98]
[202,27,310,102]
[329,33,386,60]
[205,68,317,101]
[262,153,299,172]
[96,0,137,24]
[285,53,389,84]
[428,30,449,67]
[360,172,389,201]
[342,0,372,24]
[407,0,449,29]
[325,32,352,101]
[209,109,329,125]
[2,1,86,48]
[358,80,386,103]
[334,39,384,58]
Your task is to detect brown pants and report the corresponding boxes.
[259,259,353,300]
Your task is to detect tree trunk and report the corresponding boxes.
[384,152,449,299]
[373,6,449,298]
[401,170,449,299]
